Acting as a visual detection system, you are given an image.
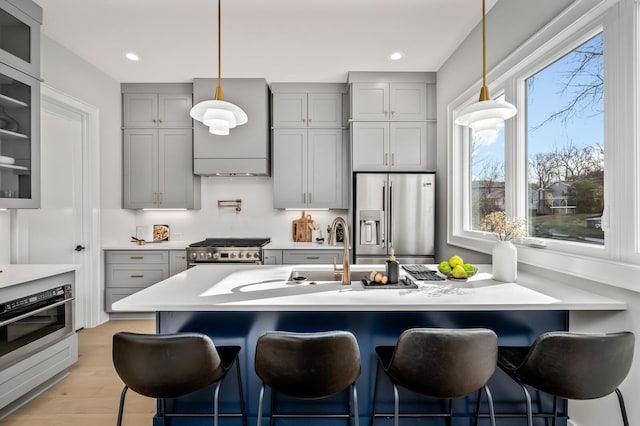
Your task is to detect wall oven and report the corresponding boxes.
[0,284,73,369]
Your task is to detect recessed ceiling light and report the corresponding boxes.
[389,52,404,61]
[125,52,140,61]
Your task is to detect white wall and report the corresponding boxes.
[436,1,639,425]
[125,176,346,246]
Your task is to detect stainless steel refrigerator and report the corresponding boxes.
[353,173,435,264]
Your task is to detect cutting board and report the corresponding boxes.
[292,211,317,242]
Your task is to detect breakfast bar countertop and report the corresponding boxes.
[111,264,626,312]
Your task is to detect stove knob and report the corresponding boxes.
[253,252,260,259]
[190,252,197,259]
[238,252,245,259]
[206,252,213,259]
[230,253,236,259]
[199,252,205,259]
[213,253,220,260]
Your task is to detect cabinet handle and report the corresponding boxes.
[305,256,321,260]
[152,119,157,123]
[308,192,312,204]
[384,111,388,117]
[130,256,144,259]
[384,153,388,166]
[391,111,395,117]
[130,274,144,278]
[302,118,307,123]
[303,193,306,203]
[391,153,395,165]
[308,118,312,123]
[159,192,163,204]
[158,119,162,123]
[181,256,186,260]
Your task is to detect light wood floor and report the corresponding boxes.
[1,320,156,426]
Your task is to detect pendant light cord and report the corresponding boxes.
[479,0,490,101]
[215,0,224,100]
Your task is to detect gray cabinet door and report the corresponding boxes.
[123,129,158,208]
[123,93,159,128]
[308,93,342,128]
[169,250,188,275]
[158,93,192,128]
[351,122,389,172]
[273,129,307,208]
[158,129,195,208]
[389,83,427,121]
[272,93,307,128]
[263,249,282,265]
[308,129,344,208]
[389,122,428,171]
[351,83,389,121]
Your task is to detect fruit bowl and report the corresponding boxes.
[447,266,477,281]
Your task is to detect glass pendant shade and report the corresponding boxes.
[190,100,248,135]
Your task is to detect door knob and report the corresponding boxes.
[74,245,86,252]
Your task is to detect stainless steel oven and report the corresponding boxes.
[0,284,73,368]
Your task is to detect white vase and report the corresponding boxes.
[492,240,517,282]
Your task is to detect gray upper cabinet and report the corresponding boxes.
[271,83,348,209]
[273,128,346,209]
[351,82,427,121]
[273,92,342,128]
[0,0,41,209]
[123,92,192,128]
[193,78,270,176]
[351,122,429,172]
[121,83,200,209]
[123,128,200,209]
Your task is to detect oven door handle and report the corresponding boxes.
[0,298,74,328]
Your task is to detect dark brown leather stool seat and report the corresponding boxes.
[497,331,634,426]
[371,327,498,426]
[255,330,361,426]
[112,332,247,426]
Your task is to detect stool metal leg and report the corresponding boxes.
[235,356,248,426]
[474,388,482,426]
[392,383,400,426]
[116,385,129,426]
[270,388,276,426]
[352,383,359,426]
[161,398,168,426]
[370,361,381,426]
[213,381,222,426]
[257,383,265,426]
[482,385,496,426]
[615,388,630,426]
[519,383,533,426]
[552,395,558,426]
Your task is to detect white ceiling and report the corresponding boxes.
[33,0,497,83]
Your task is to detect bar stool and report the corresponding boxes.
[255,330,361,426]
[371,327,498,426]
[497,331,634,426]
[112,332,247,426]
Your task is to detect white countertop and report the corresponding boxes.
[102,241,192,250]
[111,264,626,312]
[265,241,347,250]
[0,264,78,289]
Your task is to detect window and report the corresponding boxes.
[470,103,505,230]
[525,33,604,245]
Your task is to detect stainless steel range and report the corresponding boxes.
[186,237,271,267]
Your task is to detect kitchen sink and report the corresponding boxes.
[288,269,367,283]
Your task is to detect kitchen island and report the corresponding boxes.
[112,264,626,426]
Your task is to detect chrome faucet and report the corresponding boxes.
[329,216,350,285]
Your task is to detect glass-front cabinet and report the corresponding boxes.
[0,0,41,209]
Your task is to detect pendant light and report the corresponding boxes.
[454,0,516,139]
[190,0,247,136]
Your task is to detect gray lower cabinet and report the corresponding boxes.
[351,121,430,172]
[123,128,200,209]
[105,250,170,312]
[169,250,187,275]
[263,249,347,265]
[273,128,347,209]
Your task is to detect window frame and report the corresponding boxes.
[448,0,640,291]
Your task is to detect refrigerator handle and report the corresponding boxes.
[381,184,386,248]
[388,182,393,248]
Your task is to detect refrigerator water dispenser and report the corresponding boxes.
[359,210,383,245]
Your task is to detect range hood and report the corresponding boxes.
[193,78,270,176]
